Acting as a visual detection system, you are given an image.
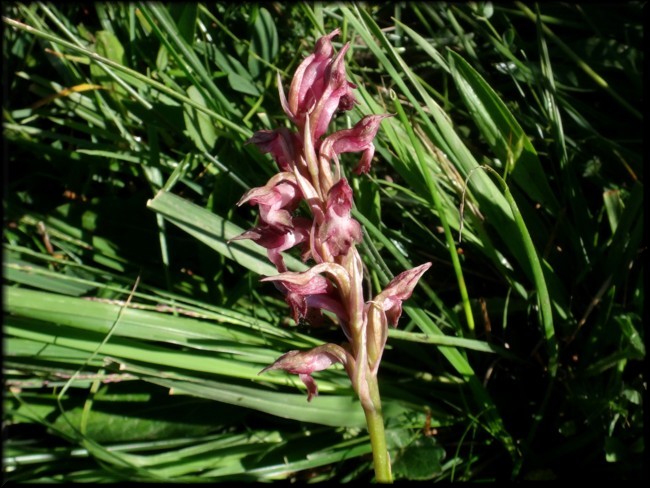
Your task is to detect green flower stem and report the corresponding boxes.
[363,374,392,483]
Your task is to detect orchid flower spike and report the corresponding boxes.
[234,29,430,408]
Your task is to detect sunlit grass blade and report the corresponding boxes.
[136,2,241,118]
[448,51,559,214]
[342,5,537,288]
[390,92,475,333]
[147,190,307,275]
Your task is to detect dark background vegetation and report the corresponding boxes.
[3,2,644,482]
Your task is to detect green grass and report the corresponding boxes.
[3,2,644,482]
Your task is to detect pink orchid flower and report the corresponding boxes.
[365,263,433,374]
[375,262,433,327]
[237,173,302,229]
[261,263,350,327]
[320,114,393,174]
[230,217,311,273]
[259,343,352,401]
[246,127,299,172]
[319,178,362,257]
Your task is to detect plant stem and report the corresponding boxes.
[363,375,393,483]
